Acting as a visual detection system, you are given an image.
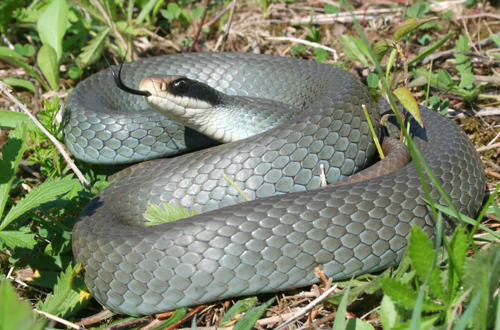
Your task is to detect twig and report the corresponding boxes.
[75,309,113,326]
[274,284,338,330]
[294,311,337,330]
[220,0,237,52]
[140,28,181,52]
[265,37,338,61]
[0,82,91,189]
[34,309,84,330]
[189,0,211,53]
[477,142,500,153]
[203,6,232,29]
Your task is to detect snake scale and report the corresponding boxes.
[64,53,486,316]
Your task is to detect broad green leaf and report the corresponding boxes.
[458,73,475,89]
[0,280,45,330]
[36,264,90,318]
[78,27,110,66]
[37,0,69,61]
[437,69,453,86]
[0,231,36,249]
[393,87,423,127]
[0,122,28,219]
[448,226,468,296]
[0,46,24,60]
[407,226,445,301]
[314,48,327,63]
[391,314,440,330]
[14,43,35,57]
[232,297,275,330]
[367,73,379,89]
[1,77,35,92]
[492,34,500,48]
[408,75,428,88]
[325,4,339,14]
[192,5,205,19]
[374,39,394,62]
[394,17,438,42]
[339,35,369,67]
[428,95,441,111]
[37,44,59,90]
[0,110,37,130]
[115,22,144,37]
[20,255,74,271]
[380,295,397,329]
[381,278,443,312]
[0,176,78,230]
[144,202,197,226]
[346,318,375,330]
[333,279,353,330]
[220,297,258,327]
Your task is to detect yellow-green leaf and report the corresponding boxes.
[393,87,423,127]
[394,17,438,42]
[374,39,395,62]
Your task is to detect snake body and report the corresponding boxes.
[65,53,485,316]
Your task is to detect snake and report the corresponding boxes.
[64,52,486,316]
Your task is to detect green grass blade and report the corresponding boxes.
[232,297,275,330]
[452,291,482,330]
[332,278,353,330]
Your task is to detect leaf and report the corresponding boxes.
[367,73,379,89]
[394,17,438,42]
[393,88,423,128]
[36,0,69,62]
[192,5,205,19]
[314,48,327,63]
[136,0,158,24]
[380,278,443,312]
[408,31,454,66]
[0,47,48,90]
[0,110,37,130]
[144,202,197,226]
[14,43,35,57]
[333,278,353,330]
[0,231,36,249]
[447,226,468,295]
[0,280,45,330]
[339,35,369,67]
[0,46,23,60]
[492,34,500,48]
[453,291,482,330]
[232,297,275,330]
[37,44,59,90]
[380,295,397,329]
[325,4,339,14]
[374,39,395,62]
[0,122,28,220]
[346,318,375,330]
[407,226,445,301]
[220,297,259,327]
[36,264,90,318]
[78,27,109,66]
[458,73,475,89]
[1,77,35,91]
[0,176,78,230]
[437,69,453,86]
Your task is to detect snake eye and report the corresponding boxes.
[173,79,189,93]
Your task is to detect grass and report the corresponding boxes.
[0,0,499,329]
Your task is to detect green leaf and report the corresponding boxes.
[192,5,205,19]
[367,73,379,89]
[458,73,475,89]
[380,295,397,329]
[36,0,69,62]
[325,4,339,14]
[232,297,275,330]
[37,44,59,90]
[0,176,78,230]
[0,231,36,249]
[339,35,369,67]
[437,69,453,86]
[407,226,446,301]
[394,17,437,42]
[220,297,259,327]
[346,318,375,330]
[136,0,158,25]
[0,280,45,330]
[453,291,481,330]
[314,48,327,63]
[393,87,423,127]
[144,202,197,226]
[0,110,37,130]
[1,77,35,92]
[78,27,109,66]
[0,47,48,90]
[380,278,443,312]
[0,0,23,34]
[333,278,353,330]
[447,226,468,295]
[492,34,500,48]
[14,43,35,57]
[0,122,28,220]
[408,31,454,66]
[374,39,395,62]
[36,264,90,318]
[68,67,82,80]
